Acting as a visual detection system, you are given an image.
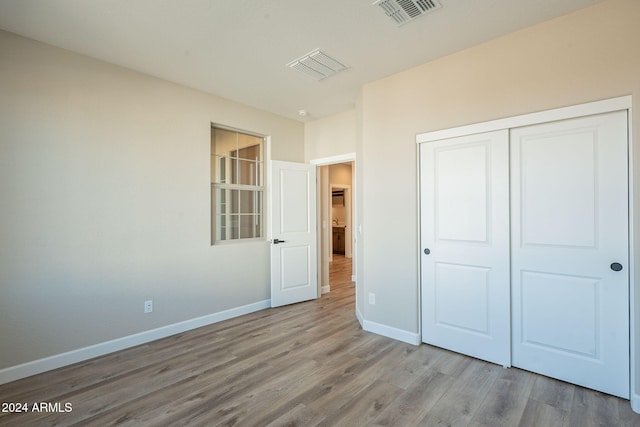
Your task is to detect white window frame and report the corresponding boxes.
[211,124,266,245]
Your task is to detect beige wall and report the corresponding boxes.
[357,0,640,397]
[329,163,352,187]
[304,109,357,162]
[0,30,304,369]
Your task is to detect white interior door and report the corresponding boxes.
[510,111,629,398]
[421,130,511,366]
[270,160,318,308]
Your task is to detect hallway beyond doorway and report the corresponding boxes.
[329,254,353,294]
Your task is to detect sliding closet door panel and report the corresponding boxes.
[511,111,629,398]
[421,130,510,367]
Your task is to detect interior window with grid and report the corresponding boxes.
[211,126,264,244]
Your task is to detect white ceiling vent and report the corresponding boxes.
[287,49,348,81]
[373,0,442,26]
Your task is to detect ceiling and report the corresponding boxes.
[0,0,602,121]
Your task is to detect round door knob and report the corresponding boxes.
[610,262,623,271]
[424,248,430,255]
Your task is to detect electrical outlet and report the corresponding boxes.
[144,300,153,314]
[368,293,375,305]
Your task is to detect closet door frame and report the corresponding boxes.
[416,95,635,406]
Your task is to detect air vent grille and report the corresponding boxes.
[373,0,441,26]
[287,49,348,81]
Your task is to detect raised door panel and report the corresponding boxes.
[435,144,488,243]
[519,271,600,358]
[434,263,491,336]
[279,168,311,234]
[518,128,597,248]
[279,246,311,290]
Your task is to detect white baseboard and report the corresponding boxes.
[356,306,364,328]
[351,275,357,282]
[321,285,330,294]
[0,299,270,385]
[631,393,640,414]
[362,319,420,345]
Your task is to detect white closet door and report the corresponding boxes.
[510,111,629,398]
[421,130,511,367]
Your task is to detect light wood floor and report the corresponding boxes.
[1,255,638,426]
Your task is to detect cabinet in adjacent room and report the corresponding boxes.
[332,227,345,254]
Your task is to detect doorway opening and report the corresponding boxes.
[313,156,356,297]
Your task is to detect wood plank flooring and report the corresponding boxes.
[1,255,638,426]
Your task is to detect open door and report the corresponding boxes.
[270,160,318,307]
